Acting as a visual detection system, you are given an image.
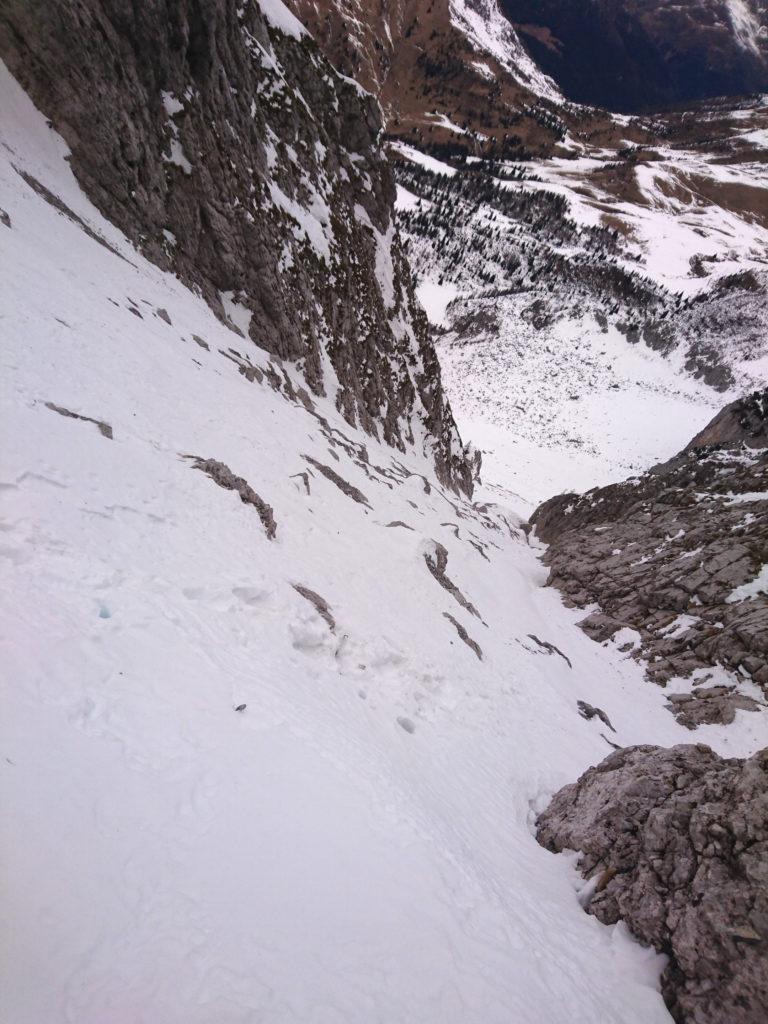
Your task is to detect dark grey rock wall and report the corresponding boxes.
[0,0,475,494]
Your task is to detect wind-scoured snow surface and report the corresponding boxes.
[1,64,764,1024]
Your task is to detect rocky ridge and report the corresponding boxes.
[0,0,475,493]
[531,390,768,725]
[536,743,768,1024]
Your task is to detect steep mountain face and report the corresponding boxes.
[3,2,767,1021]
[0,0,474,493]
[285,0,567,157]
[531,389,768,724]
[504,0,768,112]
[8,45,757,1022]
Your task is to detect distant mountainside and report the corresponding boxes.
[393,97,768,498]
[283,0,768,496]
[286,0,569,157]
[503,0,768,112]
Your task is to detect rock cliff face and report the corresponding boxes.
[537,744,768,1024]
[531,390,768,719]
[0,0,475,493]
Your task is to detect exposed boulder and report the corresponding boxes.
[530,390,768,710]
[537,743,768,1024]
[0,0,475,493]
[665,686,761,729]
[686,389,768,451]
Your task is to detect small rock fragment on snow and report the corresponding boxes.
[187,457,276,539]
[528,633,572,667]
[303,455,371,508]
[424,541,482,620]
[292,583,335,631]
[45,401,113,439]
[443,612,483,660]
[577,700,616,732]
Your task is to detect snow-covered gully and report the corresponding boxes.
[1,6,766,1023]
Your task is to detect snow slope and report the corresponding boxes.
[1,64,765,1024]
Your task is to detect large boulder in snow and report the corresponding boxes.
[536,743,768,1024]
[686,389,768,451]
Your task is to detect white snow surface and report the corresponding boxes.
[220,289,254,336]
[416,278,459,327]
[727,563,768,602]
[2,63,765,1024]
[439,314,722,505]
[391,140,458,177]
[257,0,307,39]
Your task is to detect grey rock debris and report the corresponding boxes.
[528,633,572,667]
[576,700,615,732]
[665,685,760,729]
[188,456,276,538]
[424,541,482,620]
[45,401,113,439]
[443,612,483,660]
[292,584,335,631]
[303,455,371,508]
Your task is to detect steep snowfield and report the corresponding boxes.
[448,0,562,102]
[1,66,764,1024]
